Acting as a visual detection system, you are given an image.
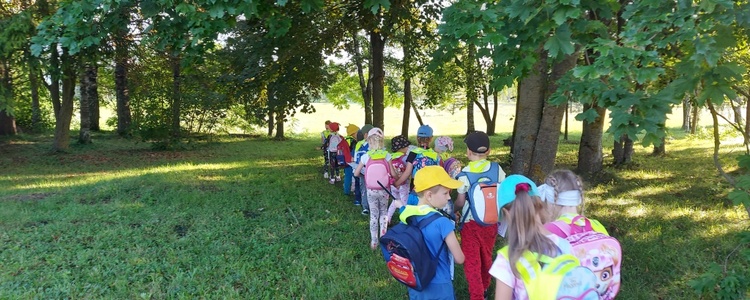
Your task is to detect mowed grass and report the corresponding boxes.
[1,128,748,299]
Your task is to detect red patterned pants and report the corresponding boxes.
[460,221,498,300]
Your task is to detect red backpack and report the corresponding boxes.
[336,137,353,166]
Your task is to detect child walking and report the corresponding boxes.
[395,125,441,207]
[489,175,574,300]
[454,131,506,300]
[386,135,412,224]
[538,169,609,235]
[343,124,360,196]
[320,120,331,179]
[326,122,343,184]
[400,166,466,299]
[354,127,391,250]
[354,124,374,214]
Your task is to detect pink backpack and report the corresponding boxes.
[365,150,391,190]
[546,216,622,300]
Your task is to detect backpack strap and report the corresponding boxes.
[568,215,594,233]
[545,221,572,238]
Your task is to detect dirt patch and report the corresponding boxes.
[173,224,190,237]
[2,193,53,202]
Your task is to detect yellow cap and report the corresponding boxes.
[346,124,360,137]
[414,166,463,192]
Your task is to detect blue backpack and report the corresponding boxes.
[380,213,446,291]
[410,148,441,177]
[457,162,501,227]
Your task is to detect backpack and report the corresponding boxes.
[546,216,622,300]
[380,213,446,291]
[337,137,354,166]
[498,247,599,300]
[410,148,441,177]
[365,150,391,190]
[457,162,501,227]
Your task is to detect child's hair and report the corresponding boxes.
[545,169,585,219]
[416,185,443,199]
[368,134,385,151]
[503,184,557,277]
[325,120,331,125]
[416,137,432,149]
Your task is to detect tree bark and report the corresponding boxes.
[0,60,16,136]
[274,109,285,139]
[78,61,93,144]
[370,31,386,130]
[267,110,274,137]
[410,99,424,126]
[49,44,61,118]
[170,54,182,138]
[612,134,634,165]
[511,50,547,176]
[528,53,577,182]
[27,51,41,131]
[52,49,76,152]
[402,77,412,137]
[652,136,666,156]
[690,97,699,134]
[489,91,498,135]
[465,43,477,134]
[682,95,691,132]
[563,101,569,141]
[577,103,606,175]
[114,17,132,136]
[89,65,100,131]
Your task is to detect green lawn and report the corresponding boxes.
[1,130,748,299]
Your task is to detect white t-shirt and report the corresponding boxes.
[489,234,573,300]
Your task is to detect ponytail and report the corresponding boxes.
[503,186,557,277]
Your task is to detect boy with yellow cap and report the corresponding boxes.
[399,166,466,300]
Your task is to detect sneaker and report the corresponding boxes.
[361,209,369,215]
[354,201,361,206]
[329,178,335,184]
[323,172,329,179]
[335,176,341,182]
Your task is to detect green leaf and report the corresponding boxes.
[737,155,750,169]
[728,190,750,206]
[544,25,574,58]
[575,108,602,123]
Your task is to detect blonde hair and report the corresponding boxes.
[416,185,443,199]
[368,134,385,151]
[503,189,557,277]
[417,137,432,149]
[545,169,585,219]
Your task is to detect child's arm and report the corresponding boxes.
[454,193,467,210]
[353,162,365,177]
[494,279,513,300]
[444,232,464,264]
[394,162,412,187]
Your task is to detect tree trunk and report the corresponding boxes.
[613,134,634,165]
[27,51,41,131]
[49,44,61,118]
[410,99,424,126]
[274,110,285,139]
[114,18,132,137]
[170,54,182,138]
[52,49,76,152]
[267,110,274,137]
[352,30,372,125]
[370,31,386,130]
[577,103,606,176]
[465,43,477,134]
[682,95,691,132]
[563,101,569,141]
[511,50,547,176]
[78,61,93,144]
[746,96,750,139]
[732,99,743,125]
[690,99,699,134]
[489,91,498,135]
[402,77,412,137]
[652,136,666,156]
[0,60,16,136]
[528,53,577,182]
[89,65,100,131]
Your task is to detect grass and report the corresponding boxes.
[1,127,749,299]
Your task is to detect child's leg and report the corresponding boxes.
[322,149,329,176]
[360,177,369,213]
[366,189,379,249]
[461,222,487,300]
[354,176,362,205]
[367,189,389,249]
[343,166,353,195]
[375,190,389,237]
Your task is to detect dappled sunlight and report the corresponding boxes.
[2,161,252,193]
[626,203,650,218]
[625,183,684,198]
[619,170,675,180]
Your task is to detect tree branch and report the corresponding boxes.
[707,99,736,186]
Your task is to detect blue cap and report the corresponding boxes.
[417,125,433,137]
[498,174,539,211]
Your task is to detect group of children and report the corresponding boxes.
[318,121,618,300]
